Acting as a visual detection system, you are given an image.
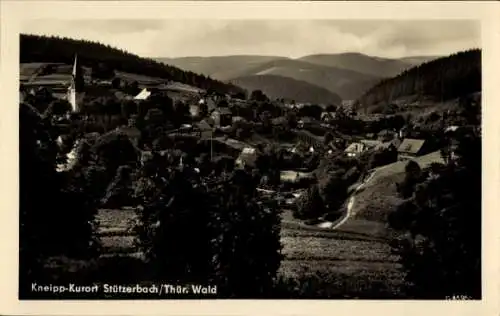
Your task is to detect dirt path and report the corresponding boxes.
[330,169,378,229]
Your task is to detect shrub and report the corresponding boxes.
[293,185,325,220]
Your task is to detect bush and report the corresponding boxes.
[293,185,325,220]
[396,160,423,198]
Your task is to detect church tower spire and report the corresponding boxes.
[67,54,84,112]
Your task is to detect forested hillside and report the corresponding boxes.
[20,34,244,95]
[358,49,481,107]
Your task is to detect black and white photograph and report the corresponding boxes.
[1,1,499,315]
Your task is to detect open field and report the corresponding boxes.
[20,63,202,95]
[93,207,404,297]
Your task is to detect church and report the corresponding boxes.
[67,54,85,112]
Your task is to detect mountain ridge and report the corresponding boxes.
[158,53,440,100]
[230,74,342,105]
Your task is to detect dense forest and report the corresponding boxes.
[357,49,481,107]
[20,34,245,96]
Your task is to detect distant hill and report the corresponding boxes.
[298,53,438,78]
[229,58,381,100]
[156,55,288,81]
[357,49,481,111]
[20,34,245,96]
[161,53,439,101]
[230,74,342,105]
[397,55,440,66]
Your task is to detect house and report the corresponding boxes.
[320,111,336,122]
[134,88,152,100]
[398,125,411,139]
[235,147,258,169]
[377,138,402,151]
[280,170,315,183]
[377,129,397,142]
[114,91,134,101]
[397,138,426,160]
[198,96,217,113]
[193,119,213,139]
[189,104,201,118]
[344,142,366,158]
[359,139,383,150]
[444,125,460,134]
[211,107,233,127]
[375,141,398,152]
[232,116,246,124]
[271,116,288,126]
[295,129,324,147]
[297,116,315,128]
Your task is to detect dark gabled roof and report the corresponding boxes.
[398,138,425,154]
[196,119,213,131]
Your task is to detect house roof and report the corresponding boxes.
[377,129,394,136]
[398,138,425,154]
[213,107,232,115]
[321,112,336,119]
[196,120,213,131]
[344,142,365,153]
[299,116,315,123]
[360,139,383,149]
[115,91,134,100]
[445,125,460,133]
[272,116,287,125]
[216,137,249,150]
[376,141,397,151]
[232,116,246,123]
[295,129,324,142]
[236,147,258,167]
[134,88,151,100]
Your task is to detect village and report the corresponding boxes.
[20,54,467,229]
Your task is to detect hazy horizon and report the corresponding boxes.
[22,20,480,59]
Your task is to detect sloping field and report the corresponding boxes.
[340,151,445,234]
[114,70,163,84]
[20,63,46,80]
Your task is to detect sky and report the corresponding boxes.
[21,19,481,59]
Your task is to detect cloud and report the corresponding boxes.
[21,19,480,59]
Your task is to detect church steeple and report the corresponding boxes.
[67,54,84,112]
